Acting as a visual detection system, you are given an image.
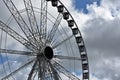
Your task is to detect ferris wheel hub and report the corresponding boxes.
[44,46,54,60]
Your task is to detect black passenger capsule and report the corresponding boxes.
[83,72,89,79]
[68,20,74,27]
[63,12,69,20]
[83,63,88,70]
[79,45,85,52]
[51,0,58,7]
[81,54,87,58]
[72,28,78,35]
[76,36,82,43]
[57,5,64,13]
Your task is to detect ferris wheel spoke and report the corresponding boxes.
[0,49,33,56]
[52,35,73,49]
[23,0,39,33]
[3,0,38,47]
[23,0,40,46]
[44,61,53,80]
[51,61,80,80]
[47,13,63,43]
[0,20,36,50]
[27,60,38,80]
[1,59,35,80]
[48,61,60,80]
[40,0,48,40]
[38,59,46,80]
[54,55,84,61]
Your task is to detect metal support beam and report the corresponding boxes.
[38,58,46,80]
[27,60,38,80]
[1,59,35,80]
[52,35,73,49]
[51,61,80,80]
[0,49,33,56]
[0,20,36,50]
[54,55,83,61]
[3,0,38,49]
[49,62,59,80]
[23,0,40,47]
[46,13,63,43]
[40,0,47,40]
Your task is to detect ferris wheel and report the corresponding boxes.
[0,0,89,80]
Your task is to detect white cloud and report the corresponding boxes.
[81,0,120,80]
[87,2,114,20]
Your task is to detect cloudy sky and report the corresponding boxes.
[0,0,120,80]
[71,0,120,80]
[60,0,120,80]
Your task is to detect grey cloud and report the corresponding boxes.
[82,2,120,79]
[0,1,11,21]
[84,17,120,57]
[93,58,120,80]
